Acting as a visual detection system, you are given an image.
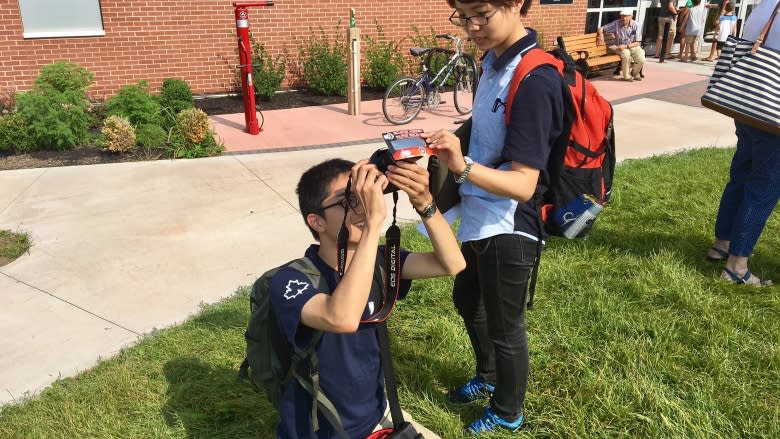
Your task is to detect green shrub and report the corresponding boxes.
[299,26,348,96]
[135,124,166,149]
[105,81,161,127]
[16,85,91,150]
[251,39,286,100]
[0,113,35,153]
[100,115,136,153]
[364,22,406,90]
[87,101,109,131]
[3,61,95,151]
[34,61,94,94]
[159,78,193,130]
[159,78,193,118]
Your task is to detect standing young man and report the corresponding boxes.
[597,9,646,81]
[423,0,564,434]
[269,158,465,438]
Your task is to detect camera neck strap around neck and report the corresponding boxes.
[335,184,410,430]
[337,181,402,324]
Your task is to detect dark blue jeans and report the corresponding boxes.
[452,233,539,421]
[715,121,780,256]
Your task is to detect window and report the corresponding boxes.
[18,0,104,39]
[585,0,638,33]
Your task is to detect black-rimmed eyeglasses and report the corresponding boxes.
[318,192,360,213]
[449,9,499,27]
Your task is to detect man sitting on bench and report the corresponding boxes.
[596,8,646,82]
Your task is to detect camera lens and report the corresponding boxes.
[368,148,399,193]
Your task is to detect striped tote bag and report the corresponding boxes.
[701,6,780,135]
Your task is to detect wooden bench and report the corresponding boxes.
[556,33,621,75]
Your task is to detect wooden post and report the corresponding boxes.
[347,8,361,115]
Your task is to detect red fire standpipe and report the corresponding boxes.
[233,1,274,135]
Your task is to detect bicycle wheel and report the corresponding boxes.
[382,77,424,125]
[453,55,477,115]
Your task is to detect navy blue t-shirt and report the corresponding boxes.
[499,31,564,239]
[269,244,412,439]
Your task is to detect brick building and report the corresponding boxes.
[0,0,758,99]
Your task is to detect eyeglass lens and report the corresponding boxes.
[449,10,496,26]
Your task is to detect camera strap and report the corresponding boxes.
[337,184,402,324]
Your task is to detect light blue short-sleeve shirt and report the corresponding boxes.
[457,38,539,243]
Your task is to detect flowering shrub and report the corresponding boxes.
[101,115,136,153]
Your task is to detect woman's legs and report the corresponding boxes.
[453,241,495,385]
[453,234,537,421]
[713,121,780,283]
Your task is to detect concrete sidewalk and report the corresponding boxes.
[0,58,737,406]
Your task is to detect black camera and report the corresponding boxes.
[371,130,430,193]
[368,148,401,194]
[368,148,397,174]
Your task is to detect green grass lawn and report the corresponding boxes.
[0,147,778,438]
[0,229,30,266]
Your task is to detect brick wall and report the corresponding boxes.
[0,0,586,99]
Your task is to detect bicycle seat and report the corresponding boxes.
[409,47,432,57]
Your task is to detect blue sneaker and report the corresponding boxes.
[447,376,495,403]
[466,407,524,435]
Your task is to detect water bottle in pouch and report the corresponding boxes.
[551,194,604,239]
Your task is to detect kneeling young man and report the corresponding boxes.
[269,158,466,438]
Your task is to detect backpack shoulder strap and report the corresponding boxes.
[502,47,575,310]
[504,48,564,126]
[284,257,349,439]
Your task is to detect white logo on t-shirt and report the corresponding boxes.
[284,279,310,300]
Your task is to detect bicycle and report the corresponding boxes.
[382,34,478,125]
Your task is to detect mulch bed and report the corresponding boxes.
[0,88,386,171]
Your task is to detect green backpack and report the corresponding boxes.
[238,257,347,437]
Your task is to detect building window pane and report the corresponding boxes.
[586,12,601,33]
[588,0,601,8]
[602,10,622,25]
[18,0,104,39]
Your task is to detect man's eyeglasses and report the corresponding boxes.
[318,192,360,213]
[449,9,499,27]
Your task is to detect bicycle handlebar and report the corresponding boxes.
[435,34,464,54]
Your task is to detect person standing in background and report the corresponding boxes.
[656,0,680,57]
[682,0,708,61]
[705,1,737,61]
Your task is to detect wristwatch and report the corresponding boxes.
[415,200,438,219]
[454,156,474,184]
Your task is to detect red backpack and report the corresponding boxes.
[505,47,616,307]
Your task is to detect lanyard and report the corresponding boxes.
[336,183,402,324]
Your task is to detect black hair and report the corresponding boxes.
[447,0,531,18]
[296,158,355,240]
